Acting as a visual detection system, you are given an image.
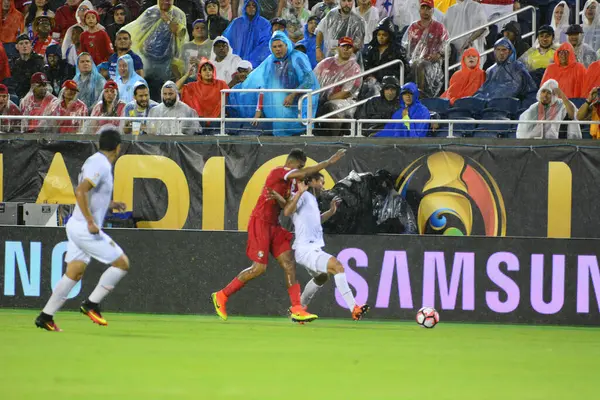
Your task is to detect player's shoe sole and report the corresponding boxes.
[211,292,228,321]
[289,307,318,323]
[352,304,370,321]
[80,302,108,326]
[35,315,62,332]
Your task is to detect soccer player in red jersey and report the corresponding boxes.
[212,148,346,322]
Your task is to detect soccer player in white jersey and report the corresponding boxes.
[278,172,370,321]
[35,127,130,332]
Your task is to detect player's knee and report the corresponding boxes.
[330,260,344,275]
[113,254,130,271]
[314,273,329,286]
[66,262,86,281]
[252,263,267,276]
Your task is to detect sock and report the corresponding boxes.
[88,267,128,304]
[301,279,323,307]
[222,277,245,297]
[288,282,301,307]
[42,275,78,316]
[334,273,356,311]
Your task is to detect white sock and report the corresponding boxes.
[334,273,356,311]
[88,267,128,304]
[42,275,78,316]
[301,279,323,307]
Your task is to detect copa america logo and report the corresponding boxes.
[396,152,507,237]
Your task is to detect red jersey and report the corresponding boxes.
[80,30,114,65]
[251,166,296,225]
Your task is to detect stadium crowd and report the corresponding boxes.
[0,0,599,137]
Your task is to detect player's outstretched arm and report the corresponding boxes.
[283,181,308,216]
[75,180,100,234]
[286,149,346,180]
[321,196,340,223]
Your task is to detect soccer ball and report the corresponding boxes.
[416,307,440,328]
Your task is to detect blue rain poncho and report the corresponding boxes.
[374,82,430,138]
[229,31,319,136]
[223,0,272,68]
[474,38,537,101]
[117,54,148,104]
[297,18,319,69]
[73,52,106,110]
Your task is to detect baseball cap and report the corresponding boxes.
[420,0,434,8]
[62,80,79,91]
[0,84,8,94]
[104,80,118,90]
[16,33,30,43]
[30,72,49,85]
[566,24,583,35]
[238,60,253,70]
[271,17,287,28]
[338,36,353,47]
[537,25,554,36]
[192,19,206,28]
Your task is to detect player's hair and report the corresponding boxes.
[98,127,122,151]
[304,172,324,184]
[287,148,307,163]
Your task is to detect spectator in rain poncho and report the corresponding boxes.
[474,37,537,100]
[311,0,337,20]
[205,0,230,39]
[281,0,311,43]
[61,1,102,63]
[362,17,408,83]
[295,16,319,69]
[501,21,530,59]
[0,84,22,133]
[577,87,600,138]
[443,0,488,67]
[122,0,187,88]
[315,0,365,60]
[19,72,56,132]
[85,80,126,134]
[116,54,148,104]
[210,36,242,85]
[566,24,597,68]
[176,19,213,81]
[550,1,570,44]
[583,0,600,52]
[232,0,279,20]
[230,30,319,136]
[62,25,83,66]
[313,36,361,136]
[441,47,485,105]
[356,0,379,45]
[73,52,106,110]
[541,42,587,99]
[377,0,444,34]
[403,0,448,98]
[519,25,558,86]
[148,80,200,135]
[374,82,430,137]
[355,75,401,136]
[584,59,600,94]
[223,0,271,69]
[44,43,76,97]
[0,0,25,44]
[39,79,88,133]
[517,79,581,139]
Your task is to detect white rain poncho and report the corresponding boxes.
[209,36,242,83]
[313,53,362,117]
[571,32,598,67]
[315,6,366,57]
[19,84,56,132]
[516,79,581,139]
[377,0,444,33]
[443,0,488,66]
[583,0,600,52]
[147,80,201,135]
[61,1,104,64]
[550,1,570,44]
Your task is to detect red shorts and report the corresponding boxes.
[246,216,293,264]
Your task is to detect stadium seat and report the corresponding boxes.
[447,108,474,119]
[427,111,447,137]
[421,98,450,118]
[452,97,487,117]
[475,118,516,138]
[480,109,510,120]
[520,96,537,110]
[570,98,587,109]
[485,97,521,118]
[447,117,477,137]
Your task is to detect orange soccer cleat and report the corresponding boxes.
[80,300,108,326]
[211,291,228,321]
[352,304,370,321]
[289,305,318,323]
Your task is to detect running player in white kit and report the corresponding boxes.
[279,172,369,321]
[35,127,130,332]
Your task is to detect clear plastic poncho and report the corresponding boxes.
[74,52,106,110]
[443,0,488,66]
[148,80,201,135]
[19,84,56,132]
[583,0,600,52]
[39,87,89,134]
[85,88,127,135]
[313,53,362,118]
[116,54,148,104]
[550,1,570,44]
[314,6,366,57]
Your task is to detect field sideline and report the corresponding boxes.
[0,309,597,400]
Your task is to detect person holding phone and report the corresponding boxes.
[576,87,600,139]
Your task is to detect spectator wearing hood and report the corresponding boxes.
[148,80,200,135]
[502,21,530,58]
[281,0,310,43]
[85,79,126,134]
[517,79,580,139]
[140,0,203,41]
[99,30,144,81]
[44,43,76,95]
[19,72,56,132]
[474,37,537,100]
[295,15,319,68]
[1,0,25,44]
[356,0,378,45]
[566,24,597,68]
[39,79,88,133]
[116,53,147,103]
[519,25,558,86]
[10,34,46,99]
[541,42,587,99]
[356,75,401,136]
[441,47,485,105]
[310,0,336,20]
[374,82,430,138]
[31,14,58,57]
[577,86,600,138]
[55,0,81,39]
[175,19,214,81]
[443,0,488,66]
[210,36,242,85]
[232,0,279,20]
[104,4,128,43]
[315,0,365,60]
[551,1,570,44]
[224,0,271,68]
[61,1,104,65]
[362,17,408,83]
[73,51,105,109]
[121,82,159,134]
[0,84,22,133]
[205,0,229,39]
[583,0,600,52]
[584,58,600,94]
[227,59,253,87]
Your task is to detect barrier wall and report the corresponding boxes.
[1,136,600,238]
[1,227,599,325]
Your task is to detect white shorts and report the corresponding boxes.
[65,221,124,265]
[294,246,332,277]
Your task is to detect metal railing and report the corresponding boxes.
[313,95,378,121]
[444,5,537,90]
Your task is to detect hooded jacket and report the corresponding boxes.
[116,53,147,103]
[181,58,229,120]
[362,17,408,82]
[356,76,401,134]
[223,0,271,68]
[44,44,76,96]
[375,82,430,138]
[0,0,25,43]
[441,48,485,105]
[541,42,587,99]
[502,21,530,59]
[205,0,229,39]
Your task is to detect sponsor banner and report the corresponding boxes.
[1,227,599,325]
[1,140,599,237]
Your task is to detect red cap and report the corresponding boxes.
[0,84,8,94]
[420,0,434,8]
[62,80,79,91]
[84,9,99,22]
[104,80,118,90]
[30,72,49,85]
[338,36,354,47]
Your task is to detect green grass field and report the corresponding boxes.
[0,309,597,400]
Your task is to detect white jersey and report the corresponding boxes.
[70,152,113,227]
[292,191,325,250]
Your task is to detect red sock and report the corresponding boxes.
[222,277,245,297]
[288,283,301,307]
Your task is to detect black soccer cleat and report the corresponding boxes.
[80,300,108,326]
[35,314,62,332]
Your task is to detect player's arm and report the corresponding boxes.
[74,179,100,234]
[321,196,340,223]
[285,149,346,181]
[283,181,308,217]
[266,188,287,209]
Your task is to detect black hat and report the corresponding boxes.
[16,33,30,43]
[566,24,583,35]
[381,75,400,89]
[537,25,554,36]
[271,17,286,27]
